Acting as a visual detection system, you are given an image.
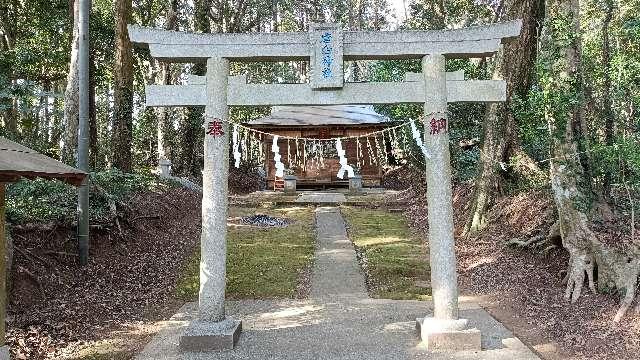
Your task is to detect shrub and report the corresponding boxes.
[6,170,176,225]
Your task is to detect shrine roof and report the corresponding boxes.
[246,105,391,127]
[0,137,87,186]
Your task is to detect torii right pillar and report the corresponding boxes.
[416,54,481,351]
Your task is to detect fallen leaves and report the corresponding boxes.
[390,181,640,360]
[7,188,202,359]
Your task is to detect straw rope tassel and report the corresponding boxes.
[232,125,241,168]
[272,135,285,178]
[356,137,362,169]
[287,138,292,168]
[367,136,376,165]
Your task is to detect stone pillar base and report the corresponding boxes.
[0,345,9,360]
[158,159,172,178]
[349,175,363,194]
[416,317,481,351]
[179,318,242,351]
[283,175,297,195]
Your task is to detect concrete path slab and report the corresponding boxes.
[135,206,541,360]
[136,299,539,360]
[296,192,346,203]
[311,207,367,299]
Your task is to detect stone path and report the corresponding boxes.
[296,192,346,203]
[136,206,541,360]
[311,207,367,299]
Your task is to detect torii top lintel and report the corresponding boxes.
[128,20,522,63]
[131,20,521,100]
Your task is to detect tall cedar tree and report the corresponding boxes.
[112,0,134,171]
[466,0,545,233]
[62,0,80,164]
[177,0,210,177]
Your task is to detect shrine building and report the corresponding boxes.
[245,105,393,189]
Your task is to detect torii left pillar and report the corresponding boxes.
[179,57,242,351]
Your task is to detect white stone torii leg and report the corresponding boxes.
[179,57,242,351]
[417,54,481,350]
[200,56,229,322]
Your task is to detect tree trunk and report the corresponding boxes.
[177,0,209,177]
[0,0,17,139]
[156,0,178,162]
[112,0,134,172]
[51,82,64,148]
[542,0,640,323]
[62,0,80,164]
[601,0,614,198]
[271,0,279,32]
[465,0,545,233]
[89,54,98,168]
[0,97,15,138]
[42,81,51,144]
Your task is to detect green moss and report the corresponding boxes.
[175,206,315,300]
[341,206,431,300]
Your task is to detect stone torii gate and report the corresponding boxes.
[129,20,521,352]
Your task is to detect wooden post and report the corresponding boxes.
[0,183,8,359]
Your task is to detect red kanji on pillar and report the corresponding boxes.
[429,117,447,135]
[206,118,225,138]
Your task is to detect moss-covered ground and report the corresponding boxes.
[341,206,431,300]
[175,206,316,300]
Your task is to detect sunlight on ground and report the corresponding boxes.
[357,235,407,246]
[383,321,415,332]
[242,304,326,331]
[68,319,191,360]
[260,305,324,319]
[464,256,497,271]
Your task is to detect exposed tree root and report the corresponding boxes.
[613,257,640,322]
[563,245,596,303]
[555,215,640,322]
[91,183,133,238]
[507,220,561,254]
[17,265,46,298]
[594,249,640,323]
[508,235,545,248]
[545,159,640,322]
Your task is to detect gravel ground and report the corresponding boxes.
[136,299,540,360]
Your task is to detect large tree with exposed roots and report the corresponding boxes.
[541,0,640,322]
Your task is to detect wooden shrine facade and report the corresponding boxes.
[246,105,390,189]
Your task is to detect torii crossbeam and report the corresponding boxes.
[129,20,522,352]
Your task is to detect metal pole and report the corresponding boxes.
[0,184,8,358]
[77,0,90,265]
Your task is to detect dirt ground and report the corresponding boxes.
[7,188,202,359]
[394,184,640,360]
